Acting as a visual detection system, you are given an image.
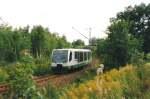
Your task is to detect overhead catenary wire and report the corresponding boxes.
[72,27,92,45]
[0,17,9,25]
[72,27,89,39]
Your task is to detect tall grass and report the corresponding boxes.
[33,57,52,76]
[60,63,150,99]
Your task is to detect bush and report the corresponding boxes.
[33,58,51,76]
[0,68,9,83]
[44,82,59,99]
[20,55,34,63]
[0,60,7,66]
[34,58,50,64]
[146,53,150,62]
[33,63,51,76]
[138,63,150,92]
[119,66,142,98]
[130,50,145,66]
[7,62,42,98]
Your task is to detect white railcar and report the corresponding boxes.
[51,49,92,72]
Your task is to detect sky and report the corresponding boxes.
[0,0,150,44]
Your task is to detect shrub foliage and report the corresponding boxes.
[60,64,150,99]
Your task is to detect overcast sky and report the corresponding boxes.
[0,0,149,44]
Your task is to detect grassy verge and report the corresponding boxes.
[39,68,97,99]
[59,63,150,99]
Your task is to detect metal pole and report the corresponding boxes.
[89,28,91,45]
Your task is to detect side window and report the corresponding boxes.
[78,52,80,62]
[75,52,80,62]
[84,52,87,61]
[79,52,81,62]
[69,51,72,61]
[80,52,83,62]
[75,52,78,59]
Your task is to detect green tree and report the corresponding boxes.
[0,25,15,62]
[57,35,71,48]
[116,3,150,54]
[96,38,108,62]
[104,21,138,69]
[11,27,31,60]
[31,26,71,58]
[0,24,71,64]
[72,39,85,48]
[31,26,49,58]
[0,25,31,63]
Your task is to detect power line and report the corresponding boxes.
[0,17,9,25]
[72,27,92,45]
[72,27,89,39]
[0,17,5,23]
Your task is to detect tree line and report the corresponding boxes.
[0,25,71,64]
[96,3,150,69]
[1,3,150,70]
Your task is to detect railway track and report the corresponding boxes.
[0,68,90,93]
[0,74,60,93]
[0,59,96,94]
[0,83,9,93]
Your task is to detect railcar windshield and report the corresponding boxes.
[52,50,68,63]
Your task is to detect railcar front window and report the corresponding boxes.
[52,50,68,63]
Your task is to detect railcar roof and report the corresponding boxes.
[53,48,91,52]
